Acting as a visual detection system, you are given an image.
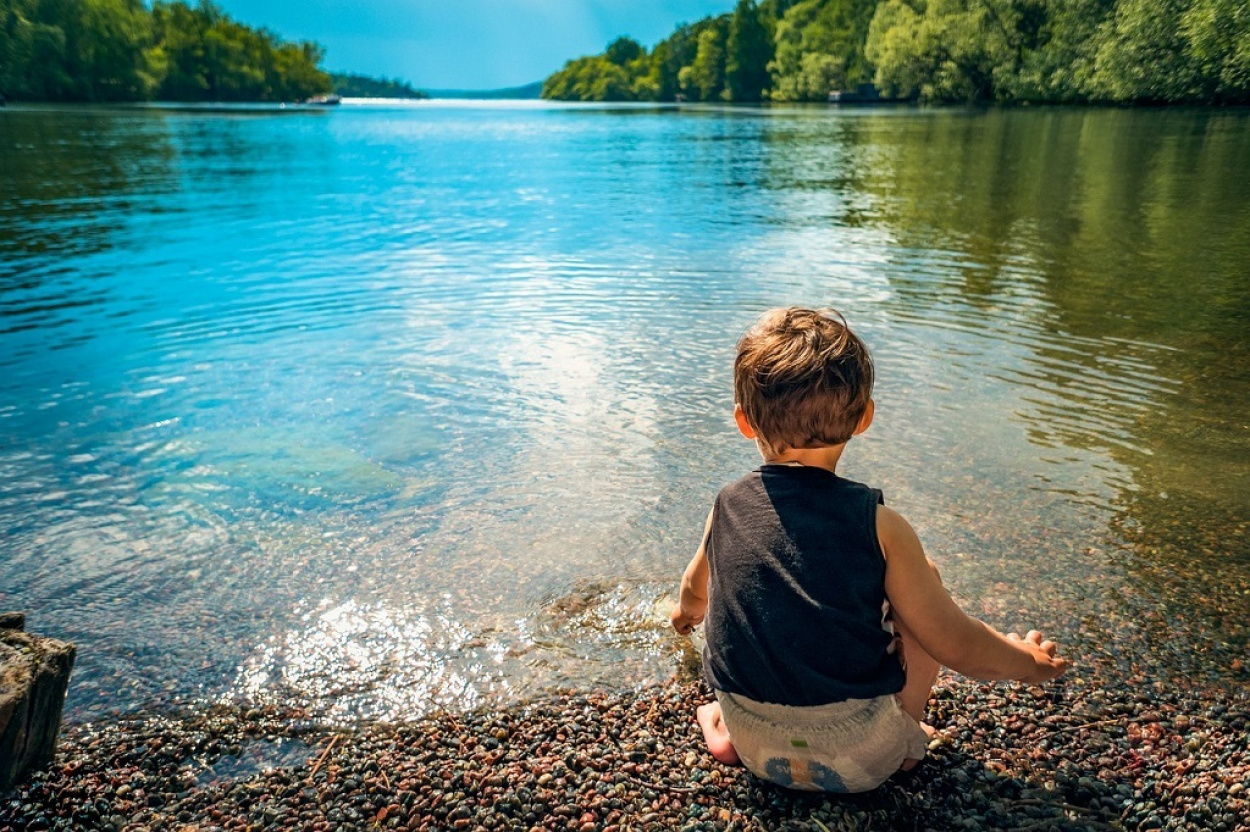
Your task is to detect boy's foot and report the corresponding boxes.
[901,722,939,772]
[696,702,741,766]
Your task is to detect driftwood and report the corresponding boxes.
[0,613,76,791]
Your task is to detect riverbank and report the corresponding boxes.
[2,674,1245,832]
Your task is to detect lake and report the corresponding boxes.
[1,101,1246,724]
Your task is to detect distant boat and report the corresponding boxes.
[304,94,342,106]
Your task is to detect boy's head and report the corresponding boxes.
[734,307,874,453]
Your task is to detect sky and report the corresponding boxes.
[213,1,735,90]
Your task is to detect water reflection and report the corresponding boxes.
[836,109,1249,532]
[776,108,1250,685]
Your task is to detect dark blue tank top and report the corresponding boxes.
[702,464,905,706]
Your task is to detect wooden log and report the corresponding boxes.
[0,614,76,791]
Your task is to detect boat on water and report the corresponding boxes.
[304,94,342,106]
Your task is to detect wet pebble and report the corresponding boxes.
[0,676,1245,832]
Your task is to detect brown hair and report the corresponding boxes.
[734,307,874,451]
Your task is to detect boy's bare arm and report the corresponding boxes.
[671,509,714,635]
[878,505,1069,684]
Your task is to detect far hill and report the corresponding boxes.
[422,81,543,100]
[332,73,428,99]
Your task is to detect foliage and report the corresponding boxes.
[725,0,773,101]
[770,0,880,100]
[542,36,654,101]
[865,0,1250,102]
[865,0,1015,101]
[332,73,427,99]
[681,20,729,100]
[0,0,330,102]
[540,0,1249,104]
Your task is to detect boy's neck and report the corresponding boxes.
[759,441,848,474]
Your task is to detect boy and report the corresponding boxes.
[671,307,1068,793]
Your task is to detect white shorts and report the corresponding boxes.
[716,689,929,793]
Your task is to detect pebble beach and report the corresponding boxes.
[3,673,1246,832]
[3,103,1249,832]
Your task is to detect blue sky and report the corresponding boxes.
[213,1,735,90]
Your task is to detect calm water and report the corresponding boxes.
[1,101,1247,723]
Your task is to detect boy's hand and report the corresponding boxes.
[1007,630,1070,682]
[671,605,703,636]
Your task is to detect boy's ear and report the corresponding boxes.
[853,398,875,436]
[734,405,757,439]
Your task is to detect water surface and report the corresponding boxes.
[1,101,1246,723]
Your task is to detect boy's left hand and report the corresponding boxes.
[671,605,703,635]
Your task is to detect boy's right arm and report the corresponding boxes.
[671,509,714,635]
[878,504,1069,684]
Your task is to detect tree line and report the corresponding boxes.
[0,0,331,102]
[331,73,427,100]
[542,0,1250,104]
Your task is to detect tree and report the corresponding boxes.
[725,0,772,101]
[0,0,328,102]
[604,35,644,66]
[866,0,1016,101]
[653,19,722,101]
[1000,0,1113,102]
[537,0,1250,105]
[1088,0,1200,101]
[770,0,880,101]
[682,22,727,101]
[1182,0,1250,102]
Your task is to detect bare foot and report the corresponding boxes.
[900,722,939,772]
[696,701,740,766]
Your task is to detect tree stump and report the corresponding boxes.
[0,613,76,791]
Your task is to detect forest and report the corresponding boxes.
[542,0,1250,104]
[0,0,331,102]
[331,73,427,100]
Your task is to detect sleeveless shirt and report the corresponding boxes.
[702,464,906,706]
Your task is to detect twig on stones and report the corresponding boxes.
[1040,717,1126,736]
[308,734,340,781]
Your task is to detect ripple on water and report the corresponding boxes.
[2,104,1247,721]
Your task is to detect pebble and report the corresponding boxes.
[0,677,1245,832]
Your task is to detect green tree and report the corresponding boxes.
[652,19,722,101]
[604,35,644,66]
[538,0,1250,106]
[0,0,328,102]
[1182,0,1250,101]
[1088,0,1201,101]
[542,36,654,101]
[1000,0,1113,102]
[770,0,880,101]
[681,21,727,101]
[866,0,1015,101]
[331,72,427,99]
[725,0,772,101]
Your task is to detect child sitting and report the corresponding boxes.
[671,307,1068,793]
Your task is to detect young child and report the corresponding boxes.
[671,307,1068,793]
